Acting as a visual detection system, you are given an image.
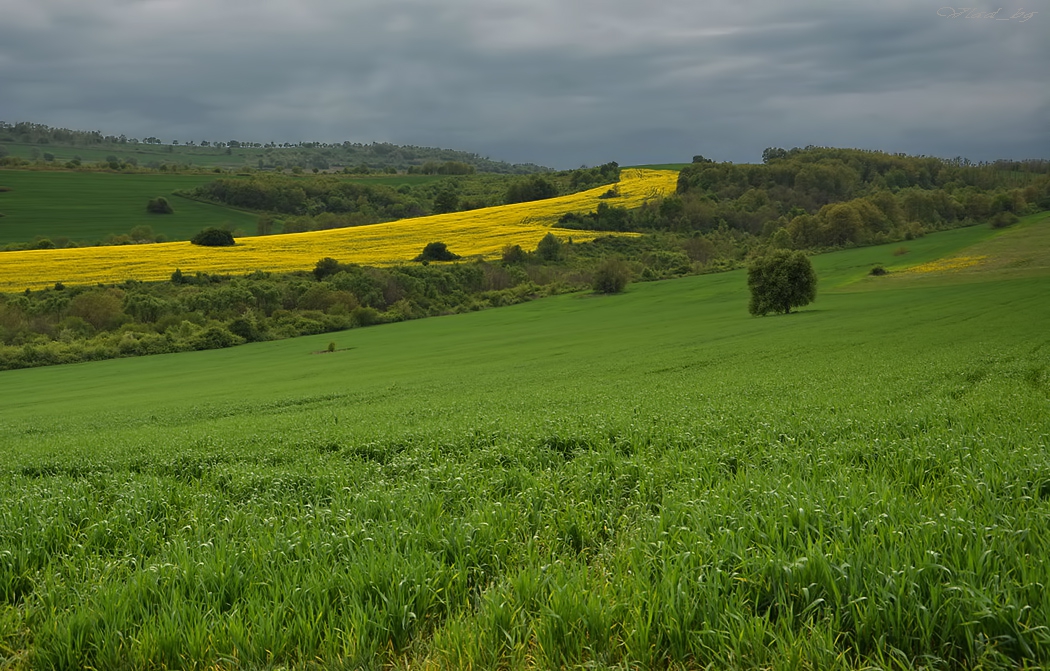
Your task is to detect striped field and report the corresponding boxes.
[0,169,674,291]
[0,171,257,245]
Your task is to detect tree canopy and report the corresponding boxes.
[535,233,563,262]
[415,241,461,262]
[747,250,817,316]
[146,197,173,214]
[505,175,558,204]
[190,228,235,247]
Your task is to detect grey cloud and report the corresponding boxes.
[0,0,1046,167]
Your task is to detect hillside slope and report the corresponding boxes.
[0,169,675,291]
[1,219,1048,669]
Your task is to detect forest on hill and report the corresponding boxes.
[559,147,1050,247]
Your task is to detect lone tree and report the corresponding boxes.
[191,227,235,246]
[747,249,817,316]
[146,197,174,214]
[414,241,460,262]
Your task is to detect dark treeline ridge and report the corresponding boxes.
[184,163,621,235]
[0,226,721,370]
[558,148,1050,248]
[0,120,549,174]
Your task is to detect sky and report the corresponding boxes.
[1,0,1047,169]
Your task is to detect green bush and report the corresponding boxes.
[191,228,236,247]
[592,258,631,294]
[351,306,381,327]
[146,197,173,214]
[415,242,461,262]
[313,257,349,281]
[501,244,527,264]
[990,211,1020,229]
[228,316,262,342]
[189,325,245,350]
[535,233,563,262]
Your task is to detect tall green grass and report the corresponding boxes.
[1,219,1048,669]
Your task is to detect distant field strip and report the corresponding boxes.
[0,169,675,290]
[834,213,1050,290]
[0,171,258,245]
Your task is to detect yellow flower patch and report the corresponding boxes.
[905,256,988,274]
[0,169,677,291]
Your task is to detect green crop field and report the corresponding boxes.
[1,216,1048,669]
[1,143,265,170]
[0,171,257,245]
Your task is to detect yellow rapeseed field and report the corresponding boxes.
[905,255,988,274]
[0,169,676,291]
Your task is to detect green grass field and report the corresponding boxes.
[0,171,258,245]
[0,169,586,248]
[2,143,266,169]
[1,216,1048,669]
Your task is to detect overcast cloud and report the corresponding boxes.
[1,0,1047,167]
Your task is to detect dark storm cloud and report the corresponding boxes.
[1,0,1046,167]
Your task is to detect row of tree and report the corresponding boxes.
[0,121,549,174]
[551,148,1049,250]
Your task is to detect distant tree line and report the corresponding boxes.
[553,148,1050,250]
[406,160,476,175]
[0,121,551,174]
[187,176,419,220]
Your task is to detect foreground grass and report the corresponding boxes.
[0,171,257,245]
[0,219,1048,669]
